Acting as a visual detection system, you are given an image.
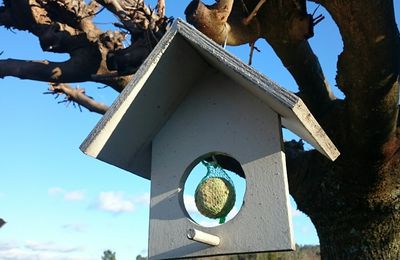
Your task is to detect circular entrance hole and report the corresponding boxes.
[181,153,246,227]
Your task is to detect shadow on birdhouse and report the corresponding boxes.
[80,19,339,260]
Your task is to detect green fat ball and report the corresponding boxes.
[195,177,236,219]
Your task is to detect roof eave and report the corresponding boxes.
[80,19,340,178]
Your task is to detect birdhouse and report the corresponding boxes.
[80,19,339,260]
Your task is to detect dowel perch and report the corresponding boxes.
[187,228,220,246]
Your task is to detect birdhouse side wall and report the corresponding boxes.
[148,70,294,259]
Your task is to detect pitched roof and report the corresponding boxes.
[80,19,339,179]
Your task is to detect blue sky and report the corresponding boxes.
[0,1,399,260]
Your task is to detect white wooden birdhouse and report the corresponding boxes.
[80,19,339,260]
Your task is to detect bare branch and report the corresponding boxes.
[94,0,172,76]
[185,0,261,46]
[243,0,266,26]
[95,0,164,33]
[248,41,261,65]
[0,54,130,92]
[91,71,120,81]
[257,0,335,118]
[268,41,335,117]
[157,0,166,18]
[46,83,109,114]
[0,58,95,82]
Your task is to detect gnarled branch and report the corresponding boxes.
[0,51,131,92]
[185,0,262,46]
[95,0,172,75]
[157,0,166,18]
[256,0,335,119]
[0,0,172,93]
[46,83,109,114]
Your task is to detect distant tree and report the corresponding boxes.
[101,250,116,260]
[136,255,147,260]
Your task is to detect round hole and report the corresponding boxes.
[181,153,246,227]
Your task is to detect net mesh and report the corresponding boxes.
[194,159,236,224]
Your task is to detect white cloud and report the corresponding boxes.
[25,240,81,253]
[48,187,85,201]
[132,192,150,205]
[64,190,85,201]
[62,223,87,233]
[183,195,198,214]
[198,220,218,227]
[0,247,96,260]
[96,191,150,213]
[0,241,20,251]
[98,192,135,213]
[291,204,302,217]
[48,187,64,196]
[0,247,37,260]
[301,226,311,235]
[0,240,94,260]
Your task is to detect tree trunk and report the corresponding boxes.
[316,205,400,259]
[286,146,400,259]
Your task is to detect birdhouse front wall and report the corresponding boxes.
[148,69,294,259]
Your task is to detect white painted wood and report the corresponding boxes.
[81,33,208,178]
[77,18,343,259]
[187,229,221,246]
[148,71,294,259]
[80,19,339,180]
[177,21,339,161]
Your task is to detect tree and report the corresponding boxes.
[102,249,116,260]
[136,255,147,260]
[0,0,399,259]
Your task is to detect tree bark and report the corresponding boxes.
[290,2,400,258]
[286,2,400,259]
[317,210,400,259]
[286,147,400,259]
